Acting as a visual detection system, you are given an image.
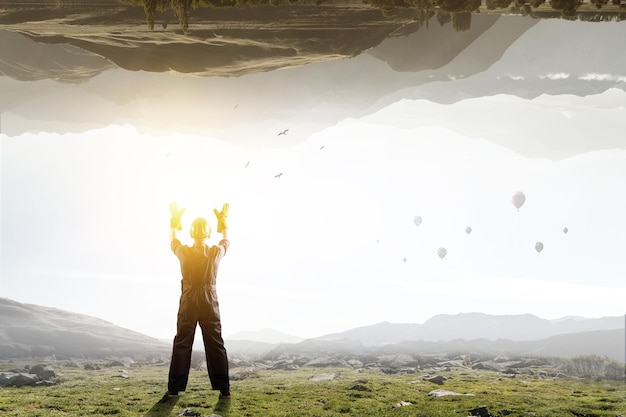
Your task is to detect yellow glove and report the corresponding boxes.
[169,202,186,230]
[213,203,229,233]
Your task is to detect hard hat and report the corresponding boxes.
[190,217,211,240]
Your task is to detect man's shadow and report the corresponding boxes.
[214,397,231,417]
[143,396,230,417]
[143,395,179,417]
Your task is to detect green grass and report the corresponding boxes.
[0,361,624,416]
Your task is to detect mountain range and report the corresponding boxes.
[0,297,169,360]
[314,313,625,344]
[1,298,623,361]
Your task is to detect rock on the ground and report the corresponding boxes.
[423,375,447,385]
[0,372,40,387]
[309,373,338,382]
[468,406,493,417]
[428,389,475,397]
[29,364,56,380]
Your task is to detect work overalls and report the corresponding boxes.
[168,238,230,393]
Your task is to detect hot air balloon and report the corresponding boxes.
[413,216,422,227]
[437,247,447,259]
[563,227,568,234]
[535,242,543,253]
[465,226,472,235]
[512,191,525,211]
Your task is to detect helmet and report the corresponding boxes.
[190,217,211,240]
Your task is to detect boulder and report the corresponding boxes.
[437,359,469,369]
[381,367,417,375]
[349,383,371,391]
[468,406,493,417]
[423,375,447,385]
[428,389,475,397]
[377,354,418,368]
[346,359,363,368]
[30,364,56,380]
[304,357,351,368]
[0,372,40,387]
[36,380,57,386]
[309,373,338,382]
[472,361,506,373]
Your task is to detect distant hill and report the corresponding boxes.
[265,329,625,362]
[2,298,623,363]
[0,298,169,360]
[314,313,624,345]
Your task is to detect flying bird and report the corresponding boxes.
[274,173,284,178]
[320,145,325,150]
[278,129,289,136]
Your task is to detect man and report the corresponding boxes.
[166,202,231,399]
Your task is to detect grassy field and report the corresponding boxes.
[0,361,624,417]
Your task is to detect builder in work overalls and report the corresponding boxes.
[166,203,230,399]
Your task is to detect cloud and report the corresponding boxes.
[539,72,570,80]
[578,73,626,82]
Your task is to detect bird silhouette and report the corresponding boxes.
[278,129,289,136]
[274,173,284,178]
[320,145,325,150]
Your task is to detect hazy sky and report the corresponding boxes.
[2,19,626,340]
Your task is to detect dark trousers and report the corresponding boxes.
[168,288,229,393]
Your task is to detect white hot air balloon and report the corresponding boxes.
[437,247,447,259]
[413,216,422,227]
[465,226,472,235]
[512,191,525,212]
[563,227,569,234]
[535,242,544,253]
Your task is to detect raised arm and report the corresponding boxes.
[169,202,185,242]
[214,203,229,241]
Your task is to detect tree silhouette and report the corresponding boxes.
[436,10,452,25]
[549,0,583,13]
[436,0,476,11]
[127,0,327,34]
[486,0,512,8]
[452,11,471,30]
[172,0,192,34]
